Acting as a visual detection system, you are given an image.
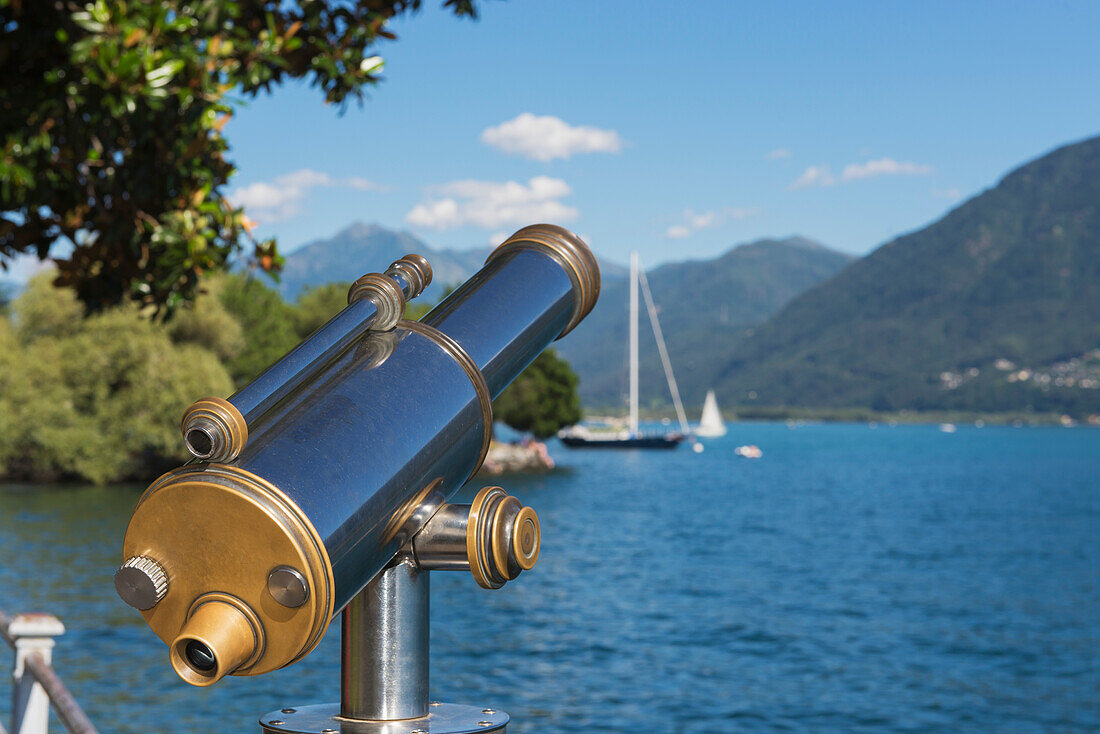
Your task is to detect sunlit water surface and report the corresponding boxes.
[1,423,1098,733]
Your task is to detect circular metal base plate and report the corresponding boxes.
[260,703,508,733]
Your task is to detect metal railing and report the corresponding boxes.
[0,608,99,734]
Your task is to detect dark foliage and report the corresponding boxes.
[494,349,583,438]
[0,0,475,314]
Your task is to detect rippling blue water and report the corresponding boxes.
[1,423,1098,732]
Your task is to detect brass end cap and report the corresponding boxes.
[512,506,540,571]
[126,465,334,680]
[181,397,248,462]
[467,486,541,589]
[487,225,601,337]
[385,253,433,299]
[347,272,406,330]
[169,593,264,687]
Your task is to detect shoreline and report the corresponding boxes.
[586,407,1099,427]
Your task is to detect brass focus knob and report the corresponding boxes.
[466,486,541,589]
[115,555,169,610]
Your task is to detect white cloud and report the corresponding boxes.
[841,158,933,181]
[789,165,836,190]
[688,211,715,229]
[480,113,623,162]
[488,231,510,246]
[228,169,386,222]
[766,148,792,160]
[664,207,755,239]
[933,187,962,201]
[346,176,382,191]
[790,157,933,189]
[406,176,578,231]
[231,182,299,211]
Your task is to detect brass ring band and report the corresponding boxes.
[487,224,601,338]
[347,273,406,330]
[490,495,523,581]
[397,320,494,480]
[466,486,508,590]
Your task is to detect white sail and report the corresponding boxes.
[696,389,727,437]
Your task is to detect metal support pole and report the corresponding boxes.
[259,553,507,734]
[7,614,64,734]
[258,529,510,732]
[341,558,429,721]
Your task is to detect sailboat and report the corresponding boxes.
[695,389,727,438]
[559,252,687,449]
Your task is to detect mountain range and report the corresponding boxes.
[277,223,628,302]
[554,237,853,407]
[275,134,1100,417]
[277,223,491,302]
[714,135,1100,416]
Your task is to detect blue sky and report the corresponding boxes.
[223,0,1100,267]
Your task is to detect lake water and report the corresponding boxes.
[1,423,1098,733]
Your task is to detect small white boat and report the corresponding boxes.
[695,389,727,438]
[939,423,957,433]
[735,444,762,459]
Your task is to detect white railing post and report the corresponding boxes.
[7,614,65,734]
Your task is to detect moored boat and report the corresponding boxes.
[560,252,689,449]
[559,425,684,449]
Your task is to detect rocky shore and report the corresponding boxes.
[477,439,554,476]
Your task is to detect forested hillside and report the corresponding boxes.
[556,238,853,407]
[715,136,1100,416]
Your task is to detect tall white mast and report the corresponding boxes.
[638,267,690,435]
[629,251,639,436]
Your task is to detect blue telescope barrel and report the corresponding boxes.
[115,225,599,686]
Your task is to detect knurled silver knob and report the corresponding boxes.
[115,556,168,610]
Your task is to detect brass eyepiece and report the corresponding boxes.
[169,594,263,687]
[180,397,248,462]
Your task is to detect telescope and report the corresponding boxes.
[113,225,599,732]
